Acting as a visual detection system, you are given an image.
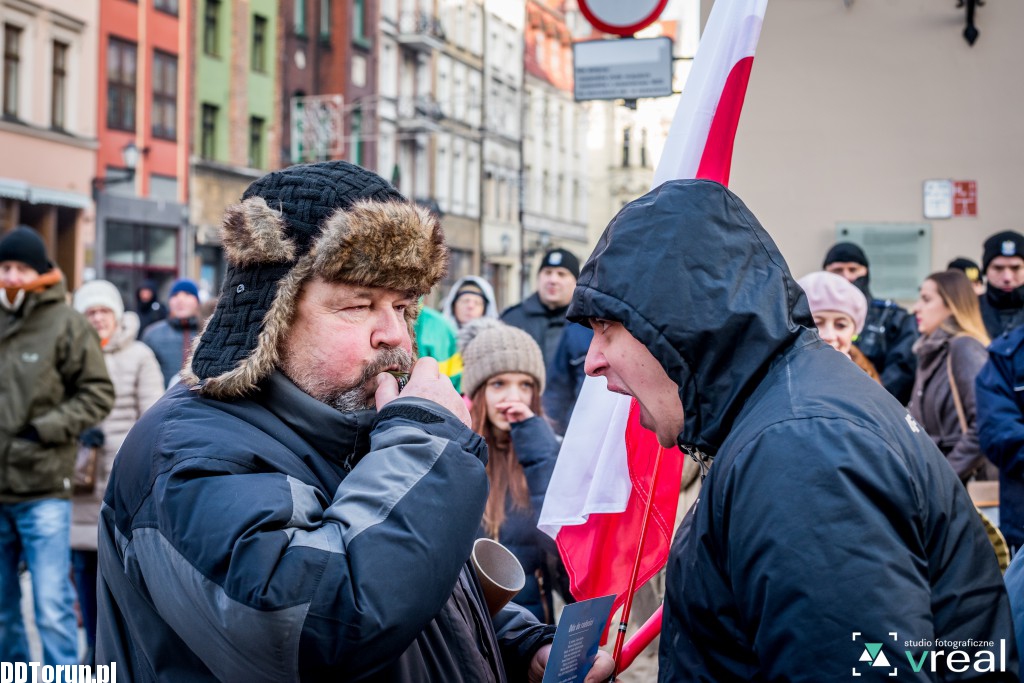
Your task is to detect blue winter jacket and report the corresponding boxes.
[542,323,593,435]
[977,324,1024,549]
[567,179,1017,681]
[140,315,200,386]
[96,372,553,681]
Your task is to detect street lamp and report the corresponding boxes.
[91,141,144,196]
[120,141,140,172]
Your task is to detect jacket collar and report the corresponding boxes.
[168,315,200,331]
[523,292,568,318]
[104,311,141,353]
[259,370,375,470]
[912,324,955,381]
[1,269,63,313]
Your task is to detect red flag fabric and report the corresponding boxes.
[554,401,683,616]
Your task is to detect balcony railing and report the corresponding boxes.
[397,95,444,132]
[397,11,445,51]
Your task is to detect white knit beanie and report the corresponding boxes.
[461,320,546,397]
[73,279,125,321]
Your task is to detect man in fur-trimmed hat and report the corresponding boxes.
[96,162,604,682]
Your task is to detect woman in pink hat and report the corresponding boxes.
[797,271,879,381]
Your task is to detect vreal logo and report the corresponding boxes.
[852,631,897,677]
[853,632,1010,677]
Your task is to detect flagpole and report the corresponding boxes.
[610,445,665,679]
[619,605,663,672]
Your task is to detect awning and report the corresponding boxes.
[0,178,29,201]
[27,186,91,209]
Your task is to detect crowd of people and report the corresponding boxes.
[2,160,1024,679]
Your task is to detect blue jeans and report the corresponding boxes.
[0,499,78,665]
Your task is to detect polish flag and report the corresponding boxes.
[539,0,769,616]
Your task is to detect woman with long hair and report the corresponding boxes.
[462,319,560,623]
[909,270,995,482]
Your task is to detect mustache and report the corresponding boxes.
[325,347,416,412]
[358,347,415,388]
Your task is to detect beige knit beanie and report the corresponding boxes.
[461,320,546,397]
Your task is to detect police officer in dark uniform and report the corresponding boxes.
[979,231,1024,339]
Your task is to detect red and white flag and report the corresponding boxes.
[539,0,769,614]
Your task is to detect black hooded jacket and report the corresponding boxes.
[567,180,1016,681]
[136,280,167,332]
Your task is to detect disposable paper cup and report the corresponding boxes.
[471,537,526,616]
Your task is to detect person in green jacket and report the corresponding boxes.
[0,226,114,665]
[414,299,462,391]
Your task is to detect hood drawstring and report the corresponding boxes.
[681,443,713,482]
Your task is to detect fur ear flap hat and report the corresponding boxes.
[184,160,448,398]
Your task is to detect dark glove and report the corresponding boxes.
[79,427,105,448]
[16,425,41,443]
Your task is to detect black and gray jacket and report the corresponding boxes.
[567,179,1017,681]
[141,315,200,387]
[96,372,553,681]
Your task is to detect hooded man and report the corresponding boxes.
[135,279,167,332]
[823,241,918,404]
[0,226,114,665]
[96,162,612,682]
[979,230,1024,339]
[569,180,1015,680]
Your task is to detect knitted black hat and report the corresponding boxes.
[822,242,868,269]
[185,161,448,398]
[0,226,51,274]
[982,231,1024,272]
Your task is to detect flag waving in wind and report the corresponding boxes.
[539,0,769,621]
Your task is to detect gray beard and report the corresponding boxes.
[282,346,414,413]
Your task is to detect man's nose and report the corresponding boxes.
[372,308,408,348]
[584,342,606,377]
